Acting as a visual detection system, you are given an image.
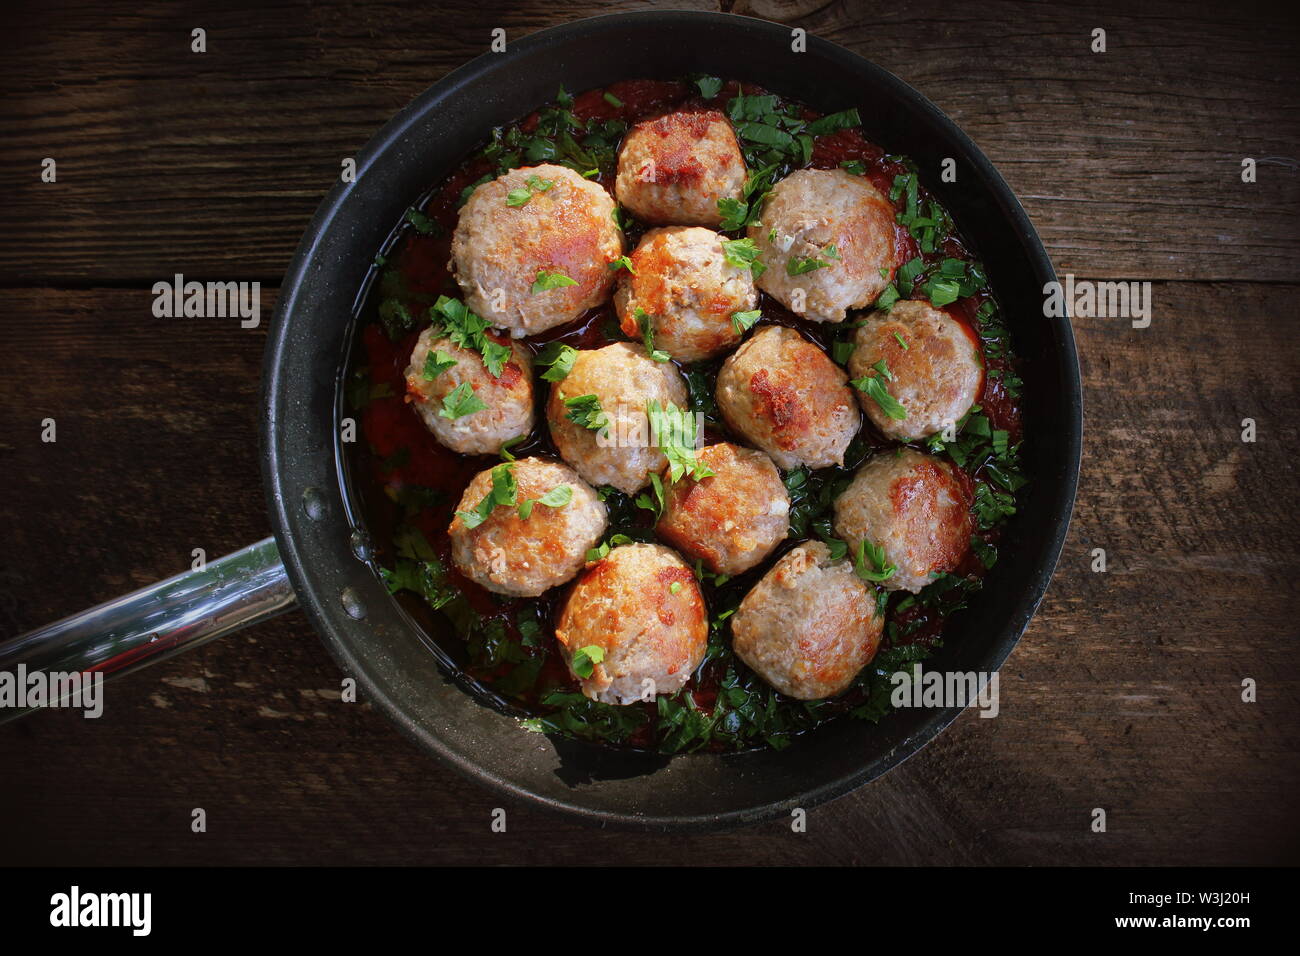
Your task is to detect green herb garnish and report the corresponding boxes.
[532,269,579,293]
[439,381,487,419]
[423,349,457,380]
[535,341,578,382]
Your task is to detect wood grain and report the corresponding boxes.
[1,282,1295,865]
[2,0,1297,285]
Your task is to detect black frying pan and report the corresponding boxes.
[1,11,1081,830]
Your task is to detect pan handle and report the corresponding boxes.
[0,537,295,722]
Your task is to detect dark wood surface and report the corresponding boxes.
[1,0,1297,866]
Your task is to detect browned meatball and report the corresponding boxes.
[748,168,899,323]
[546,342,689,494]
[614,226,756,362]
[448,458,607,597]
[403,326,534,455]
[731,541,883,700]
[555,543,708,704]
[451,164,623,336]
[715,325,861,470]
[614,110,746,227]
[832,448,972,593]
[848,300,984,441]
[654,443,789,576]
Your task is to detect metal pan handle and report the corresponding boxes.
[0,537,296,722]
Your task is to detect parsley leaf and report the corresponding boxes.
[518,483,573,520]
[647,400,714,483]
[850,364,908,420]
[636,308,671,362]
[570,645,607,679]
[806,108,862,136]
[423,349,457,380]
[731,309,761,334]
[455,462,518,529]
[439,381,487,419]
[787,254,831,276]
[695,75,723,99]
[564,394,607,432]
[721,238,766,277]
[853,537,896,583]
[532,269,579,293]
[535,341,578,382]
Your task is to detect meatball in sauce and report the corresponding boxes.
[555,543,708,704]
[615,109,747,227]
[614,226,757,362]
[451,164,623,336]
[832,448,973,593]
[715,325,861,470]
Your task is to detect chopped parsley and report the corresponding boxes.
[438,381,487,420]
[647,400,714,482]
[532,269,578,293]
[422,349,457,380]
[585,532,635,563]
[731,309,762,334]
[380,527,458,610]
[635,471,666,519]
[694,75,723,99]
[721,237,766,277]
[404,207,441,236]
[850,362,907,420]
[431,295,511,377]
[455,463,518,529]
[853,538,897,583]
[535,341,578,382]
[876,283,901,311]
[636,308,671,362]
[479,87,627,178]
[717,164,779,230]
[504,173,554,207]
[787,253,832,276]
[564,394,607,432]
[517,483,573,520]
[805,107,862,136]
[498,435,525,461]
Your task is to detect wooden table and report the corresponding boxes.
[1,0,1296,865]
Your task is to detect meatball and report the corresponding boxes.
[448,457,607,598]
[715,325,861,470]
[450,164,623,337]
[403,326,534,455]
[832,448,972,593]
[747,168,899,323]
[848,300,984,441]
[731,541,883,700]
[555,543,707,704]
[614,110,746,227]
[546,342,690,494]
[614,227,757,362]
[655,443,789,576]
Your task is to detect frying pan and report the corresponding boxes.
[0,11,1081,829]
